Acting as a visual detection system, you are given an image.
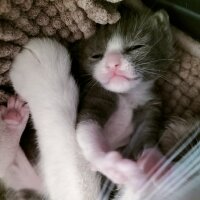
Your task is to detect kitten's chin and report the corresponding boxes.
[101,77,133,93]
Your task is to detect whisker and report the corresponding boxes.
[136,58,176,66]
[134,37,163,62]
[80,74,93,78]
[136,69,170,82]
[86,79,98,94]
[136,68,165,75]
[133,10,152,41]
[137,68,167,74]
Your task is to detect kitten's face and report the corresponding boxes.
[92,35,142,93]
[76,8,173,93]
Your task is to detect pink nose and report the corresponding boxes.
[106,52,122,70]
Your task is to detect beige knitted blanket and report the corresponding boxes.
[0,0,200,151]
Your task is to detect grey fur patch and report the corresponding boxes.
[0,179,45,200]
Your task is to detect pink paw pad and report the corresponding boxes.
[0,96,29,128]
[3,110,23,125]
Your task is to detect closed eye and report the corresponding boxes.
[90,53,103,60]
[125,45,144,53]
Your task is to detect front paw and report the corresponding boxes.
[138,147,173,179]
[93,151,146,185]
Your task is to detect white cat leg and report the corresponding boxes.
[10,38,100,200]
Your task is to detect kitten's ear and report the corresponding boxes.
[152,10,170,29]
[151,10,173,46]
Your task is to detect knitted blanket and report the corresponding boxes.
[0,0,121,88]
[0,0,200,151]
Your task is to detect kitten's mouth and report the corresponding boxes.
[106,73,139,84]
[98,69,141,89]
[113,74,131,80]
[98,72,141,93]
[112,70,132,80]
[104,75,127,85]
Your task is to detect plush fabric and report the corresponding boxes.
[0,0,121,87]
[157,28,200,119]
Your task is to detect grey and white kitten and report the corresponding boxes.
[72,4,174,186]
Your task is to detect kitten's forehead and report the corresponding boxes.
[106,35,123,53]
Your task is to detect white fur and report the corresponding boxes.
[106,35,124,52]
[4,147,43,192]
[10,38,100,200]
[104,81,154,149]
[124,80,155,108]
[77,122,109,161]
[104,95,134,149]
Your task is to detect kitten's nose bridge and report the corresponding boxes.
[106,52,122,69]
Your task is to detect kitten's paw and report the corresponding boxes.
[94,151,146,185]
[0,96,29,133]
[138,147,173,179]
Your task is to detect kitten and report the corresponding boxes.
[10,38,100,200]
[72,4,174,186]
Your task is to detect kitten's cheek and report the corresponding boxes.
[94,71,111,85]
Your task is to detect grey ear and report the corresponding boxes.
[152,10,170,28]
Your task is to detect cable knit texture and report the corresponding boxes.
[0,0,120,86]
